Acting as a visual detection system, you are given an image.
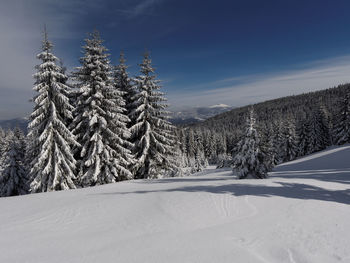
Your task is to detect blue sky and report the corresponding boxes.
[2,0,350,119]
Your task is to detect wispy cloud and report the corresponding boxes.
[168,55,350,109]
[134,0,160,15]
[113,0,163,18]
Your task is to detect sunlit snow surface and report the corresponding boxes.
[1,146,350,262]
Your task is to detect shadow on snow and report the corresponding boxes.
[95,177,350,205]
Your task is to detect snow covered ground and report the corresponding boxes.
[0,146,350,263]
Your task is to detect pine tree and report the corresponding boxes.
[280,118,298,162]
[260,123,276,170]
[0,129,12,185]
[13,127,27,165]
[131,52,176,179]
[28,29,79,192]
[72,30,132,186]
[167,129,183,177]
[179,128,188,167]
[203,131,215,164]
[114,51,136,122]
[334,94,350,145]
[186,129,196,167]
[0,129,28,196]
[215,134,227,156]
[232,109,269,179]
[269,122,280,165]
[193,130,206,172]
[308,106,330,153]
[296,118,310,156]
[0,128,6,169]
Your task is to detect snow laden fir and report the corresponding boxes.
[0,30,178,196]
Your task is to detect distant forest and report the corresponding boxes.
[176,84,350,174]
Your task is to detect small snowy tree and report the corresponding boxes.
[131,52,176,179]
[28,29,79,192]
[232,109,269,179]
[334,94,350,145]
[0,129,28,196]
[72,30,133,186]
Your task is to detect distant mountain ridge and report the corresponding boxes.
[169,104,233,124]
[0,104,234,131]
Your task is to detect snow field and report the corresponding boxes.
[0,146,349,262]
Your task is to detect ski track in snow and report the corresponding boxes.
[210,192,233,218]
[0,146,350,262]
[287,249,297,263]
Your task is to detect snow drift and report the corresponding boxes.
[0,146,349,263]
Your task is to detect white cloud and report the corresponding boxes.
[0,0,94,120]
[168,56,350,109]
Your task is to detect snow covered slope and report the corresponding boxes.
[0,146,350,263]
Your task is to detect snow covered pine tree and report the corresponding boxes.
[113,51,136,173]
[232,108,270,179]
[72,30,133,186]
[28,29,79,192]
[114,51,136,123]
[334,94,350,145]
[280,118,298,162]
[296,117,310,157]
[130,52,176,179]
[307,105,330,153]
[0,128,7,171]
[0,128,28,196]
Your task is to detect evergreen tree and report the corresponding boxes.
[215,134,227,156]
[28,29,79,192]
[260,123,276,170]
[296,118,310,156]
[334,94,350,145]
[268,122,280,165]
[280,118,298,162]
[186,129,196,167]
[0,128,6,169]
[114,51,136,122]
[179,128,188,167]
[308,106,330,153]
[72,30,132,186]
[131,52,176,179]
[203,131,215,164]
[193,130,206,172]
[0,129,28,196]
[167,129,183,177]
[13,127,27,166]
[232,109,269,179]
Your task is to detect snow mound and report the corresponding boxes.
[0,147,349,263]
[277,144,350,169]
